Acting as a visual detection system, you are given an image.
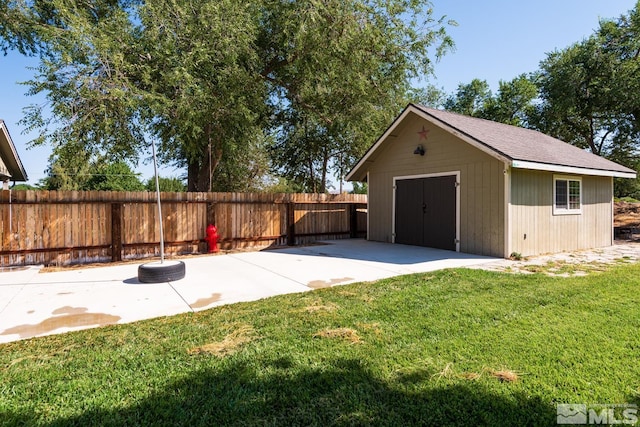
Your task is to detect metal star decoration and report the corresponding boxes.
[418,126,430,140]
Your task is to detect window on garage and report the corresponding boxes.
[553,175,581,215]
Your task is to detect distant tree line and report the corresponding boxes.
[38,159,186,192]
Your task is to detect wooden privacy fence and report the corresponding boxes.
[0,190,367,267]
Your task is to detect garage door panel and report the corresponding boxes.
[395,178,423,246]
[423,175,456,251]
[395,175,456,251]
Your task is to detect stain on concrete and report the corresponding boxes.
[190,293,222,309]
[307,277,354,289]
[52,306,87,315]
[1,306,121,338]
[57,292,73,295]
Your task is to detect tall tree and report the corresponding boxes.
[40,142,94,190]
[84,161,144,191]
[2,0,454,192]
[211,133,273,192]
[444,75,537,127]
[144,176,186,192]
[535,39,624,156]
[41,149,145,191]
[482,74,538,127]
[535,4,640,158]
[444,79,492,116]
[534,4,640,196]
[15,0,150,184]
[138,0,267,191]
[261,0,454,191]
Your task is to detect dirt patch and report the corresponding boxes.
[432,364,519,382]
[614,201,640,241]
[313,327,362,344]
[188,324,256,357]
[303,301,338,313]
[490,369,520,383]
[460,372,482,380]
[615,201,640,228]
[356,322,383,336]
[433,362,456,380]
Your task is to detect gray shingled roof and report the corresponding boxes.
[415,104,635,175]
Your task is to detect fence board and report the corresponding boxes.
[0,190,367,266]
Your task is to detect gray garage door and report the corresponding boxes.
[395,175,456,251]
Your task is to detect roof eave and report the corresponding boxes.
[346,103,638,182]
[413,104,511,164]
[0,120,28,182]
[345,104,511,181]
[511,160,637,178]
[346,105,414,182]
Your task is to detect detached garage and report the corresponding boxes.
[346,104,636,258]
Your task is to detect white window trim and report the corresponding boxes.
[553,175,582,215]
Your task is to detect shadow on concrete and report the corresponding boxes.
[6,357,556,426]
[265,239,497,266]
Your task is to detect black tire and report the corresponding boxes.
[138,260,186,283]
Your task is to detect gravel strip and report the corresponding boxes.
[469,241,640,276]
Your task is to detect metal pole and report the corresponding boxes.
[151,140,164,263]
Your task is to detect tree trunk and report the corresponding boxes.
[187,128,223,192]
[308,157,316,193]
[187,160,208,192]
[320,152,328,193]
[588,117,599,155]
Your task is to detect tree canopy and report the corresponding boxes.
[1,0,455,192]
[144,177,186,193]
[443,75,537,127]
[40,156,145,191]
[534,4,640,197]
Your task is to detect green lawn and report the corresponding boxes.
[2,263,639,426]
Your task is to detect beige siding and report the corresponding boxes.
[368,171,394,242]
[367,113,505,257]
[0,156,9,178]
[510,169,612,256]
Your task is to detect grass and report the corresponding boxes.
[2,264,640,426]
[520,259,614,275]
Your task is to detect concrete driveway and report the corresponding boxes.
[0,239,498,344]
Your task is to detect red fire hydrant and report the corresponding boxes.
[205,224,219,253]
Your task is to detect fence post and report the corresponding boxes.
[286,202,295,246]
[349,204,358,238]
[1,190,9,264]
[205,202,216,252]
[111,203,123,262]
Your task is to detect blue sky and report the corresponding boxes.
[0,0,637,186]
